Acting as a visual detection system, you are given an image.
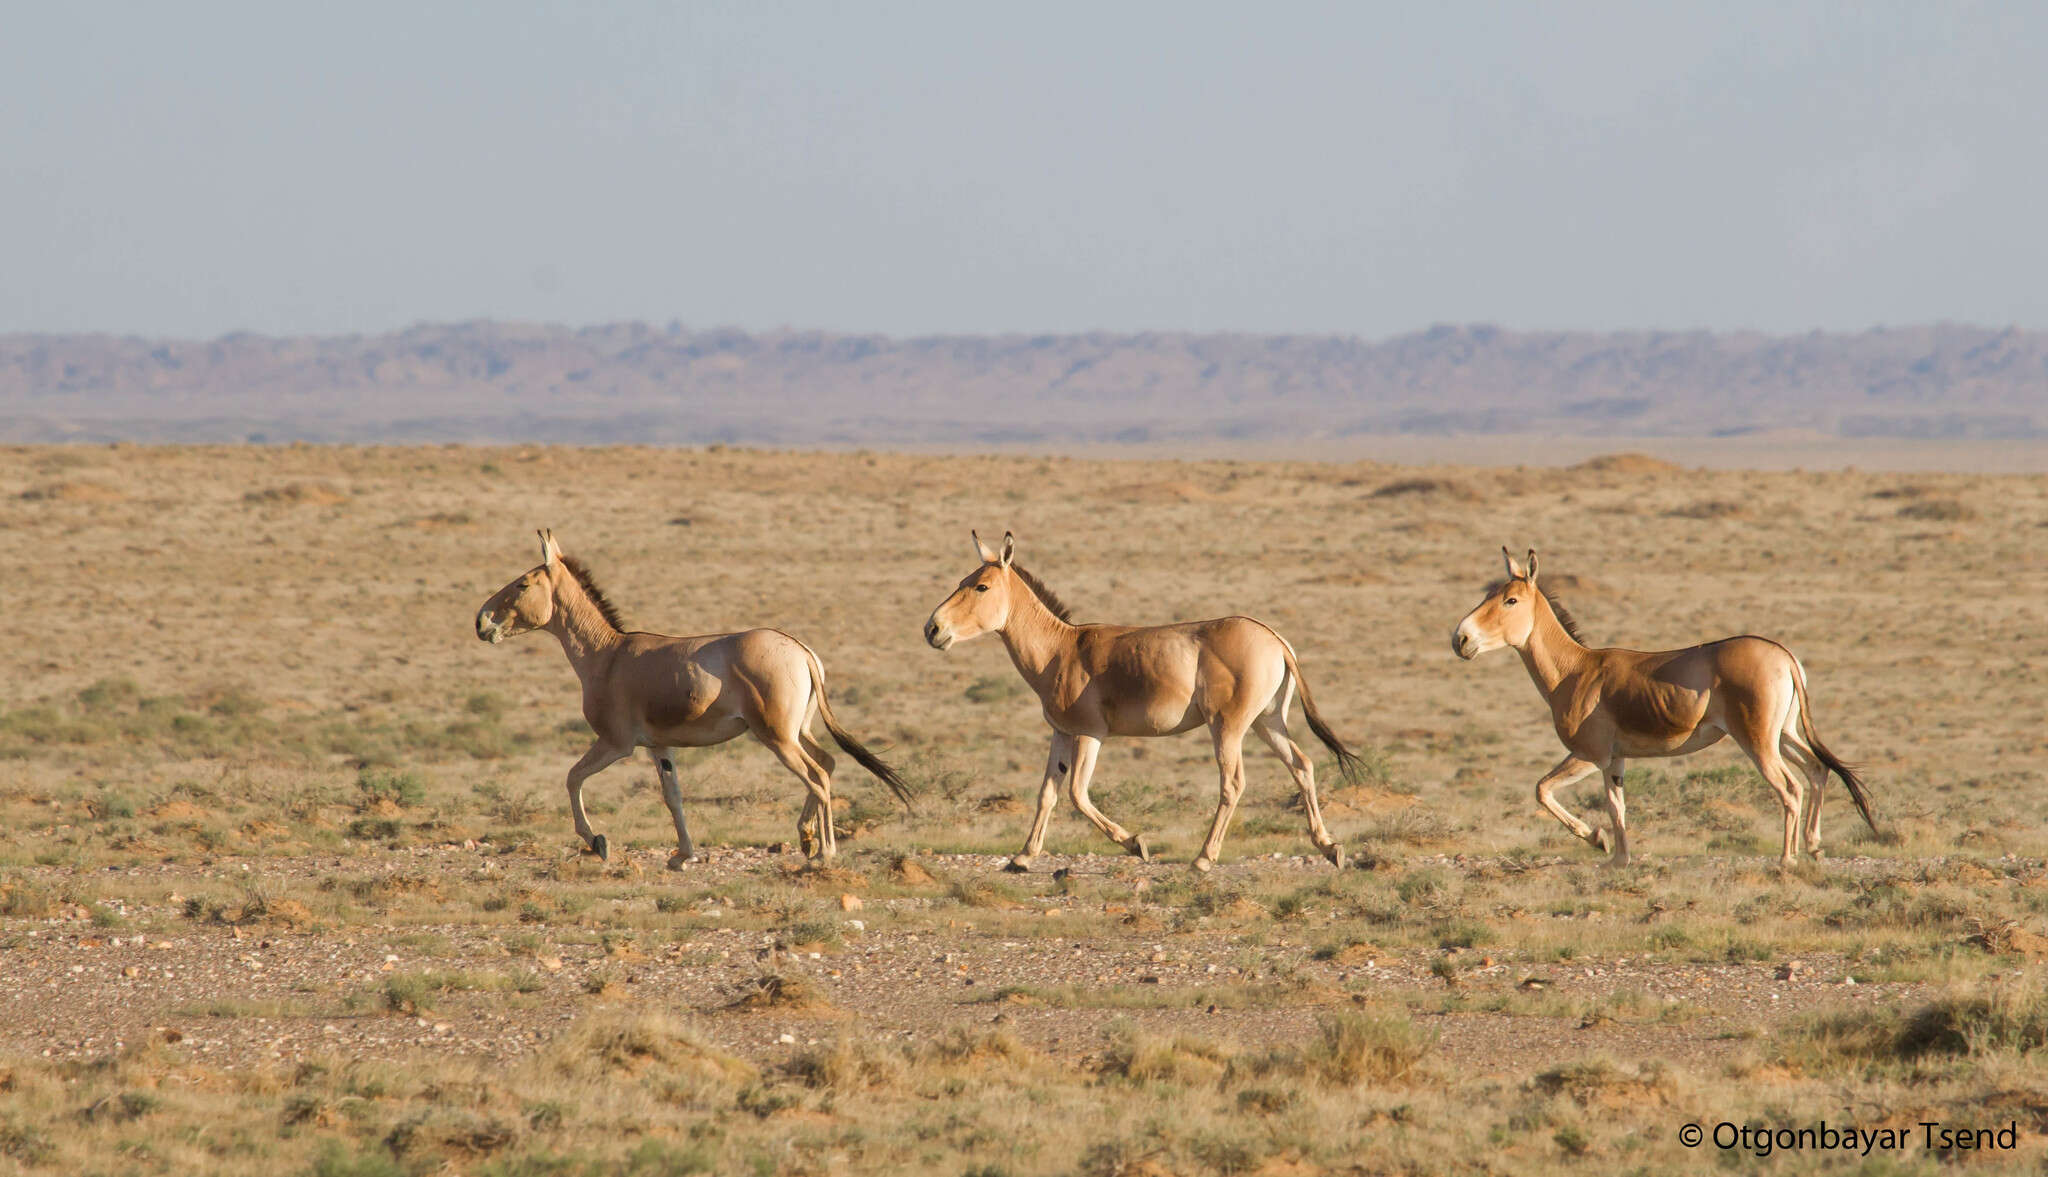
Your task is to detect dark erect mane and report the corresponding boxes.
[560,555,630,632]
[1010,563,1077,624]
[1484,579,1586,644]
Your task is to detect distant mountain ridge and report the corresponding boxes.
[2,321,2042,444]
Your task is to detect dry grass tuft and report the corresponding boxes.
[923,1025,1037,1067]
[243,482,348,506]
[785,1036,906,1090]
[1103,479,1218,503]
[551,1012,757,1088]
[1100,1030,1234,1086]
[1896,498,1976,521]
[18,481,125,503]
[384,1107,520,1161]
[1233,1011,1435,1087]
[189,892,313,928]
[0,876,57,919]
[1785,982,2048,1068]
[1536,571,1604,596]
[1531,1057,1676,1108]
[1571,452,1683,474]
[722,973,837,1015]
[794,865,869,892]
[890,854,936,884]
[1666,499,1748,519]
[1369,477,1477,500]
[1965,919,2048,958]
[946,876,1029,909]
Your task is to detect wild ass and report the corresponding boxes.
[1451,547,1876,867]
[924,531,1363,872]
[475,530,911,865]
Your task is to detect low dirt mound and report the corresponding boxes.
[1571,452,1682,475]
[1296,569,1392,586]
[1897,499,1975,522]
[1368,477,1477,500]
[1666,498,1749,519]
[1541,572,1606,596]
[1102,480,1218,502]
[1533,1059,1676,1109]
[723,973,841,1016]
[243,482,348,506]
[890,854,936,884]
[18,481,126,503]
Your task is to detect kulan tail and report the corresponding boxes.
[1793,661,1877,835]
[1279,641,1365,784]
[803,648,916,812]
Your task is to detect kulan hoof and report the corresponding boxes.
[1123,835,1151,862]
[1004,856,1035,874]
[1191,857,1214,874]
[588,834,609,862]
[1322,843,1346,869]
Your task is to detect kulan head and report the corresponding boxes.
[924,530,1020,651]
[1451,546,1542,660]
[476,529,566,644]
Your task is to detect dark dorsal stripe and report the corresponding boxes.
[1483,578,1585,644]
[560,555,629,633]
[1010,563,1076,624]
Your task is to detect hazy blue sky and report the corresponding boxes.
[4,2,2043,338]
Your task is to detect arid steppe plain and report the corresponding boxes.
[3,442,2047,1176]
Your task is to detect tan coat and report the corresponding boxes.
[926,531,1362,871]
[1453,547,1875,866]
[477,530,909,864]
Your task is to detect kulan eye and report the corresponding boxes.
[1504,597,1519,606]
[974,584,990,593]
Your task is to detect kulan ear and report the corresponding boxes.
[972,529,1000,565]
[999,531,1015,570]
[1501,545,1526,580]
[538,529,563,569]
[1525,549,1540,584]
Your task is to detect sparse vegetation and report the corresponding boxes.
[1897,498,1976,521]
[1,444,2043,1176]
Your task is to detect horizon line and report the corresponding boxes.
[0,317,2031,347]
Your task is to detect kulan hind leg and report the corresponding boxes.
[797,735,839,858]
[1253,715,1343,867]
[760,734,837,862]
[1600,759,1630,867]
[1782,732,1829,858]
[652,748,700,868]
[1731,728,1806,868]
[1193,718,1252,873]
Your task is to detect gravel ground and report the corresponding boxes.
[1,844,1953,1076]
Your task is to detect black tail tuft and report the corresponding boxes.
[799,640,917,814]
[820,708,916,813]
[1792,662,1877,836]
[1299,682,1365,784]
[1814,738,1878,835]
